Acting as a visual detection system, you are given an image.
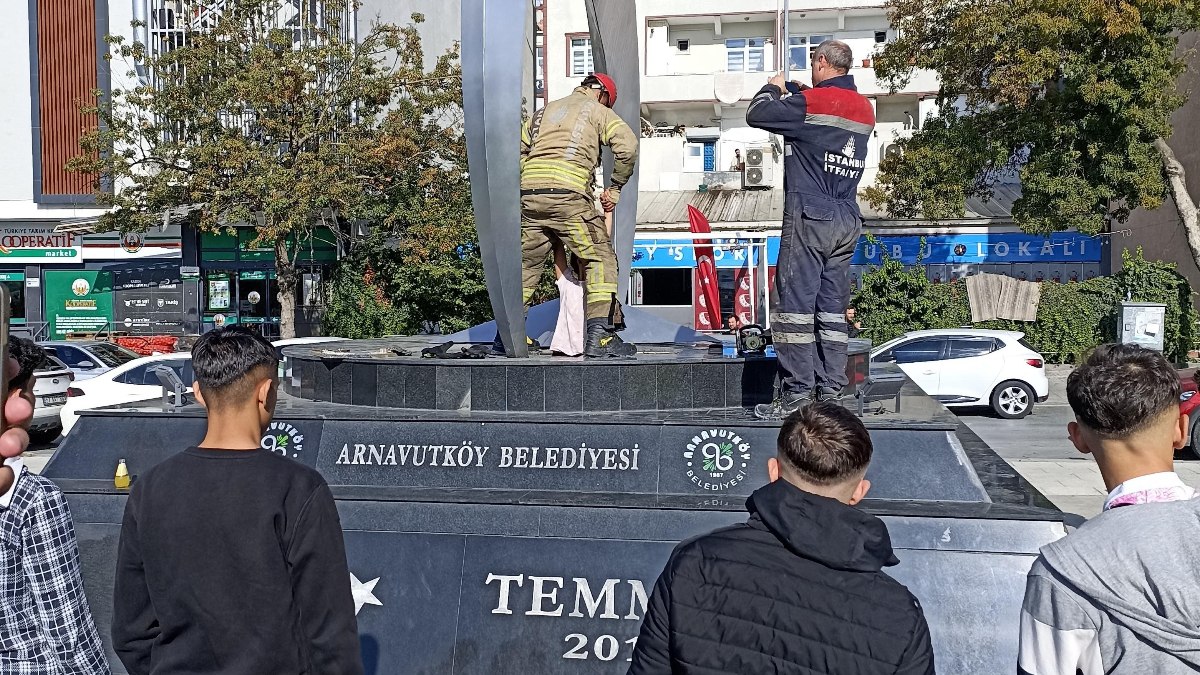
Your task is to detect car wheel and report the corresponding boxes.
[30,426,62,445]
[991,381,1034,419]
[1189,415,1200,460]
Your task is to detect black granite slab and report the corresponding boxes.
[506,365,545,412]
[51,368,1068,675]
[290,340,869,413]
[332,362,353,405]
[66,497,1066,675]
[544,365,584,412]
[351,363,378,407]
[470,364,507,411]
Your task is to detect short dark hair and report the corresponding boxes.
[191,326,277,406]
[777,401,873,485]
[814,40,853,73]
[8,337,48,391]
[1067,343,1180,437]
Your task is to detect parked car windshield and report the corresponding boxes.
[89,343,141,367]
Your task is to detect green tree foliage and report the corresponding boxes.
[865,0,1200,254]
[851,254,969,343]
[71,0,408,337]
[320,17,491,337]
[853,249,1198,362]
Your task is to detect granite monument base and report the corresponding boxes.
[44,375,1071,674]
[282,337,872,413]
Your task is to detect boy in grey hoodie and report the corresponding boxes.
[1018,343,1200,674]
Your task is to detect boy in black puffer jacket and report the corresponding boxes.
[628,401,934,675]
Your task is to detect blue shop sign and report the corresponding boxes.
[853,232,1102,265]
[631,238,764,269]
[631,232,1101,268]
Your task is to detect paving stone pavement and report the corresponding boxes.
[1008,459,1200,518]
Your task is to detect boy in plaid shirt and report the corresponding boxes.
[0,337,110,673]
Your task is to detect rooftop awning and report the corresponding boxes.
[636,184,1023,226]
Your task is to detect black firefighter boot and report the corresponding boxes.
[584,319,637,358]
[489,332,543,356]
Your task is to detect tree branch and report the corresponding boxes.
[1154,137,1200,272]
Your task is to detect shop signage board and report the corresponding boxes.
[81,226,182,260]
[44,271,114,337]
[632,232,1103,269]
[0,224,81,262]
[113,281,188,336]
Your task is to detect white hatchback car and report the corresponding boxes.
[870,329,1050,418]
[59,352,194,435]
[59,336,347,434]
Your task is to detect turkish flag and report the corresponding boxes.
[688,205,723,331]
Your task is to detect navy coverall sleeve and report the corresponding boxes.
[745,85,808,137]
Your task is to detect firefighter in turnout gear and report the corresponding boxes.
[494,74,639,358]
[745,40,875,418]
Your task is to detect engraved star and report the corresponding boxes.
[350,573,382,615]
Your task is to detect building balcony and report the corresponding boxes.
[641,67,941,105]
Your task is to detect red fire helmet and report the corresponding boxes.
[585,73,618,108]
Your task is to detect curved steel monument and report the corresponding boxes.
[44,2,1072,673]
[463,0,639,357]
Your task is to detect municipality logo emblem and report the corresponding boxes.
[262,422,304,459]
[684,428,750,491]
[841,137,856,158]
[71,278,90,296]
[121,232,144,253]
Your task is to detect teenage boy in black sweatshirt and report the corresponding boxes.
[628,401,934,674]
[112,326,363,675]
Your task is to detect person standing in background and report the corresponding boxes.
[746,40,875,417]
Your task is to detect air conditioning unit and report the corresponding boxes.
[743,146,773,188]
[882,143,903,160]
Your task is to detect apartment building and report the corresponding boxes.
[538,1,1104,327]
[0,1,358,337]
[0,1,196,337]
[543,0,937,193]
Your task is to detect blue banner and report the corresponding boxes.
[631,232,1102,268]
[631,238,764,269]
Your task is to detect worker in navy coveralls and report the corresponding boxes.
[746,40,875,418]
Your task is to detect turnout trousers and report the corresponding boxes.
[772,193,861,394]
[521,191,624,328]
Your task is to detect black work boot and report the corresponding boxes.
[584,319,637,358]
[489,332,506,356]
[753,391,813,420]
[489,333,543,356]
[817,386,846,401]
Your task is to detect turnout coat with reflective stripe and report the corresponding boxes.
[745,75,874,208]
[520,88,638,199]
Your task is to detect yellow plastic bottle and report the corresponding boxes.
[114,458,130,489]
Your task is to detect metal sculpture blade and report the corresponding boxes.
[463,0,638,356]
[585,0,641,300]
[461,0,531,357]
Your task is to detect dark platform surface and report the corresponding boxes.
[48,377,1068,674]
[282,338,872,413]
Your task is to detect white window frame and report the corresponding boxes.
[683,143,705,173]
[788,34,834,71]
[725,37,767,73]
[569,36,594,77]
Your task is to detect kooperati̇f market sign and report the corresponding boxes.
[0,225,80,262]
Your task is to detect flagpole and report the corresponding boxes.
[781,0,789,83]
